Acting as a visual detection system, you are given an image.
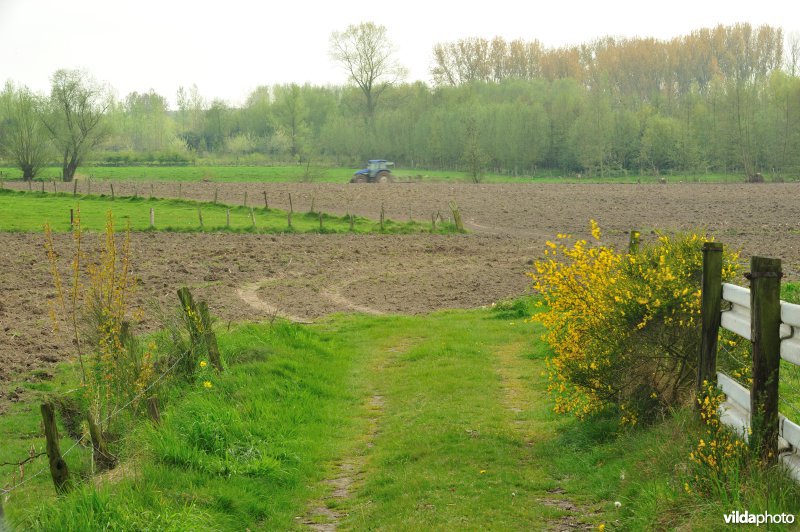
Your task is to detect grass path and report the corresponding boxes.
[298,309,600,530]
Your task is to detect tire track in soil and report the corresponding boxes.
[235,281,313,324]
[320,287,384,316]
[493,342,597,531]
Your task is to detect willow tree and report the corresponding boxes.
[0,82,49,180]
[329,22,406,122]
[42,69,111,181]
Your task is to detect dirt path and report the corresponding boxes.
[493,341,598,530]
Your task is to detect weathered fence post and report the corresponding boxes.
[431,212,437,232]
[178,183,182,199]
[110,182,115,200]
[52,180,57,193]
[380,203,385,231]
[70,209,74,228]
[288,193,293,229]
[263,191,268,209]
[197,301,223,372]
[73,179,78,196]
[697,242,723,399]
[319,211,323,232]
[349,213,354,232]
[628,230,641,253]
[150,207,155,228]
[147,396,161,425]
[243,191,247,207]
[250,207,257,229]
[748,256,782,465]
[149,183,154,199]
[41,402,69,493]
[198,206,204,229]
[213,187,218,204]
[226,208,230,228]
[41,180,45,193]
[86,413,116,471]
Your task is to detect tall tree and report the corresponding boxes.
[329,22,406,122]
[42,69,111,181]
[272,83,309,158]
[0,82,49,179]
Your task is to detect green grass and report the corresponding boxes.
[0,165,783,184]
[0,189,454,234]
[2,303,799,529]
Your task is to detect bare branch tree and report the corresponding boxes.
[329,22,406,121]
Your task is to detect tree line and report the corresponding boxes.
[1,22,799,181]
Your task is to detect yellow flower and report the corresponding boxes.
[203,380,213,388]
[480,470,487,474]
[200,360,207,368]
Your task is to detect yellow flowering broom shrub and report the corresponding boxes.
[530,221,739,424]
[686,381,748,502]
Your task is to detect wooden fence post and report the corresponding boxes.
[380,203,385,231]
[41,181,45,193]
[147,396,161,425]
[319,211,323,232]
[198,207,204,229]
[243,191,247,207]
[178,183,182,199]
[150,207,155,228]
[73,179,78,196]
[197,301,223,372]
[697,242,723,398]
[110,182,114,200]
[349,214,354,232]
[250,207,257,229]
[86,413,116,471]
[628,230,641,253]
[263,191,268,209]
[226,208,230,228]
[40,403,69,493]
[70,209,74,228]
[748,256,782,465]
[213,187,218,204]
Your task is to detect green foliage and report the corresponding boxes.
[531,223,740,424]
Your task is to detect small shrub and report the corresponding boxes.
[530,221,739,424]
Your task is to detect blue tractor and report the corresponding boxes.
[350,160,394,183]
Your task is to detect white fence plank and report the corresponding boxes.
[722,283,750,308]
[781,301,800,328]
[717,372,751,411]
[721,309,752,340]
[781,337,800,366]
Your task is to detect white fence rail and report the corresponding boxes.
[717,283,800,480]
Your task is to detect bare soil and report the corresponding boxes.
[3,181,800,384]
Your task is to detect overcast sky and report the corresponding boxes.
[0,0,796,107]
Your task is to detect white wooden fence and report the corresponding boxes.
[716,282,800,480]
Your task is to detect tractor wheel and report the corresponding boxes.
[350,173,367,183]
[374,171,392,183]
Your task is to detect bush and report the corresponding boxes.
[530,221,739,424]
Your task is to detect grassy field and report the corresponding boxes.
[0,165,778,184]
[0,189,453,234]
[1,302,798,530]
